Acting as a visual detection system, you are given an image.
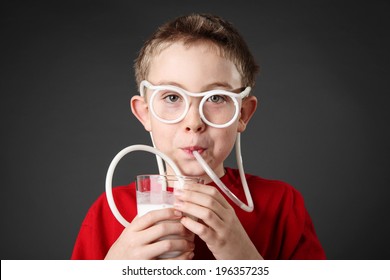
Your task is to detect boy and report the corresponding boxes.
[71,13,325,260]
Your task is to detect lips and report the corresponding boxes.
[181,146,206,155]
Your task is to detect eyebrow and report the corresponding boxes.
[154,80,236,91]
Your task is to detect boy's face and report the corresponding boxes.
[131,41,256,181]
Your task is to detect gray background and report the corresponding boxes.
[1,0,389,259]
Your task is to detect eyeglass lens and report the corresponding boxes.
[151,89,237,125]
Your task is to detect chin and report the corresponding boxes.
[180,167,206,178]
[178,162,207,177]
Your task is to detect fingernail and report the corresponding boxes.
[188,252,194,259]
[174,210,183,217]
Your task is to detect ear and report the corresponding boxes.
[238,96,258,133]
[130,95,152,131]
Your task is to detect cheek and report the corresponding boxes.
[150,122,176,149]
[213,128,237,153]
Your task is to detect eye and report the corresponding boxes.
[207,95,226,104]
[162,93,182,103]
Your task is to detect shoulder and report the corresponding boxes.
[225,167,305,210]
[90,184,136,210]
[83,183,137,226]
[72,183,137,259]
[226,167,301,195]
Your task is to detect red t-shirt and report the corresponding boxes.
[71,168,326,259]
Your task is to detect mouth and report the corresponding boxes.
[181,146,206,156]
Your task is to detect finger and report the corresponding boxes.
[174,190,227,219]
[174,199,225,232]
[131,208,183,231]
[170,250,195,260]
[143,238,195,260]
[180,215,216,245]
[182,183,232,209]
[136,220,190,245]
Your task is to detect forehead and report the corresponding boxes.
[147,41,242,90]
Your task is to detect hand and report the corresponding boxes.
[105,208,195,260]
[174,183,263,260]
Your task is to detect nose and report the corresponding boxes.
[184,102,206,133]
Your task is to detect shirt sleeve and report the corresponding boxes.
[70,189,130,260]
[71,204,108,260]
[281,188,326,260]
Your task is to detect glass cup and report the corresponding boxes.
[136,174,203,259]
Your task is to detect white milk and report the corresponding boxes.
[136,189,175,216]
[136,203,173,216]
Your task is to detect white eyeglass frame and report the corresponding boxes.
[140,80,252,128]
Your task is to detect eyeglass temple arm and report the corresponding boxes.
[150,132,166,175]
[141,82,166,175]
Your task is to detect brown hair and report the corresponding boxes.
[134,13,259,89]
